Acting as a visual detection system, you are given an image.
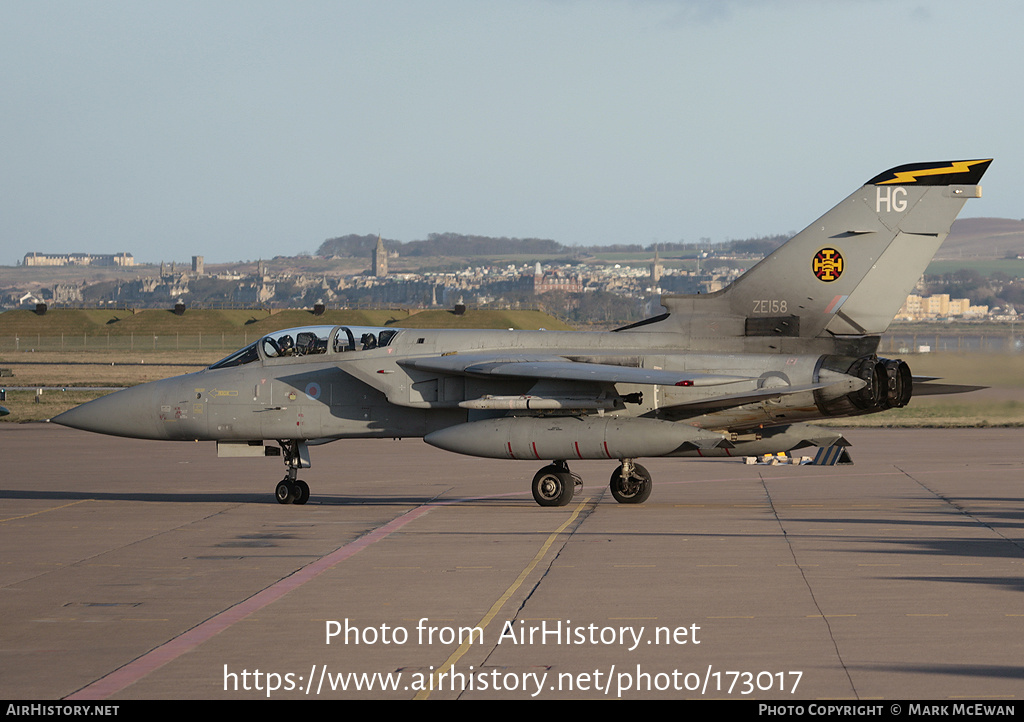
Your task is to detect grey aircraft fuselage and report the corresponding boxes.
[61,325,858,447]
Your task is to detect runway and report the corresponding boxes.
[1,424,1022,699]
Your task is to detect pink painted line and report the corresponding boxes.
[67,505,434,700]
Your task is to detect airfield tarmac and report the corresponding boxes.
[1,424,1021,700]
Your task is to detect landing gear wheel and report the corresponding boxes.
[276,480,296,504]
[275,440,311,506]
[609,463,652,504]
[532,465,575,507]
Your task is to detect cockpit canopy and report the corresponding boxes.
[208,325,400,370]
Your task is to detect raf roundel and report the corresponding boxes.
[305,382,321,401]
[812,248,844,282]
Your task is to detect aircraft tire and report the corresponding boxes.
[276,480,296,504]
[532,466,575,507]
[293,480,310,505]
[609,463,652,504]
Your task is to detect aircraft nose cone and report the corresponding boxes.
[51,380,182,440]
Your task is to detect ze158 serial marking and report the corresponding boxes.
[752,300,788,314]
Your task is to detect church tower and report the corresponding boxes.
[650,246,663,285]
[373,234,388,278]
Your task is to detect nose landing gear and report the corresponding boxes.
[275,440,311,505]
[276,477,310,505]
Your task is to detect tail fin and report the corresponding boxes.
[631,159,991,351]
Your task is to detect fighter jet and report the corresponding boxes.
[53,159,991,506]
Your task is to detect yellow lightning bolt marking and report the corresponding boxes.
[877,159,991,184]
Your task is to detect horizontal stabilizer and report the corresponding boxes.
[912,379,987,396]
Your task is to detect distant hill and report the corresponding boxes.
[317,232,562,258]
[937,218,1024,260]
[315,231,789,260]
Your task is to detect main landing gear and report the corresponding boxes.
[608,459,652,504]
[531,461,584,507]
[275,440,311,505]
[530,458,653,507]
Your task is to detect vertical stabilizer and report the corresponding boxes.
[641,159,990,348]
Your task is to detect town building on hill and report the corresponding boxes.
[896,293,988,320]
[533,265,583,295]
[23,252,134,267]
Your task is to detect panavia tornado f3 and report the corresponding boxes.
[53,159,992,506]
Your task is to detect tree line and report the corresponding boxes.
[315,232,790,259]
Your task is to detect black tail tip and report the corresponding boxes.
[867,159,992,186]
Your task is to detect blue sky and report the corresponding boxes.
[2,1,1021,265]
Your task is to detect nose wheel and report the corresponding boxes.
[276,478,310,505]
[275,440,312,505]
